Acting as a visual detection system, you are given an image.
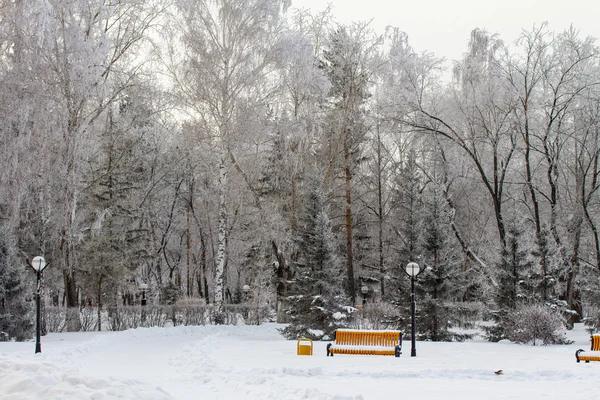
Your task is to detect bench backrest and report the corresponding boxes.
[591,335,600,351]
[335,329,401,347]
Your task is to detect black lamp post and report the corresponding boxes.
[361,285,369,306]
[404,261,421,357]
[242,284,250,302]
[28,256,48,354]
[139,283,148,324]
[139,283,148,306]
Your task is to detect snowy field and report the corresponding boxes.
[1,322,600,400]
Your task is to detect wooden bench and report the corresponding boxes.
[576,334,600,363]
[326,329,402,357]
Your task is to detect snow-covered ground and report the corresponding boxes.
[1,322,599,399]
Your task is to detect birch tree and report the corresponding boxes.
[0,0,164,329]
[171,0,289,311]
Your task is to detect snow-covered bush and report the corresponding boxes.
[504,303,570,345]
[349,301,399,330]
[79,307,98,332]
[45,307,67,333]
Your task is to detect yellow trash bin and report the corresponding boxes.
[297,338,313,356]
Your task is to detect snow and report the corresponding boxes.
[1,323,600,399]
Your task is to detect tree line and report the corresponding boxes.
[2,0,600,341]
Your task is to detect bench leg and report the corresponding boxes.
[576,349,584,363]
[327,343,332,357]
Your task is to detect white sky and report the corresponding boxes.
[292,0,600,66]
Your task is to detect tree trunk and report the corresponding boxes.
[97,277,102,332]
[272,241,291,323]
[344,136,355,305]
[214,158,227,310]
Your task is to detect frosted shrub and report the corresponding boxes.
[349,302,399,330]
[79,307,98,331]
[505,304,569,345]
[106,306,142,331]
[45,306,67,333]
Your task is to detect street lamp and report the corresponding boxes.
[139,283,148,306]
[242,284,250,300]
[139,283,148,324]
[404,261,421,357]
[28,256,48,354]
[361,285,369,306]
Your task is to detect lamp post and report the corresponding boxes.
[139,283,148,324]
[361,285,369,306]
[28,256,48,354]
[404,261,421,357]
[139,283,148,306]
[242,284,250,301]
[242,284,251,322]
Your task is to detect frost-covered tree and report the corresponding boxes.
[319,23,381,305]
[393,148,424,264]
[0,0,165,331]
[0,224,33,341]
[77,92,156,330]
[418,182,464,341]
[496,224,535,310]
[282,172,346,340]
[171,0,289,314]
[483,223,535,341]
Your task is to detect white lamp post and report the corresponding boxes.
[28,256,48,354]
[404,261,421,357]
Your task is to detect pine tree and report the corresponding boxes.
[281,172,346,340]
[0,224,33,341]
[418,183,465,341]
[77,97,152,329]
[484,223,534,341]
[395,148,423,263]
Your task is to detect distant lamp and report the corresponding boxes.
[404,262,421,357]
[361,285,369,306]
[139,283,148,306]
[28,256,48,354]
[242,284,250,303]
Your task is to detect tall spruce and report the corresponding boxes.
[78,97,152,330]
[281,172,345,340]
[484,223,534,341]
[418,182,465,341]
[0,224,33,341]
[319,24,379,305]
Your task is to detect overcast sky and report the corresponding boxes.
[292,0,600,66]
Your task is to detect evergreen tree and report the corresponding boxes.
[395,148,423,263]
[0,224,33,341]
[387,147,424,324]
[319,24,377,304]
[281,172,346,340]
[484,223,534,341]
[418,182,466,341]
[77,97,153,329]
